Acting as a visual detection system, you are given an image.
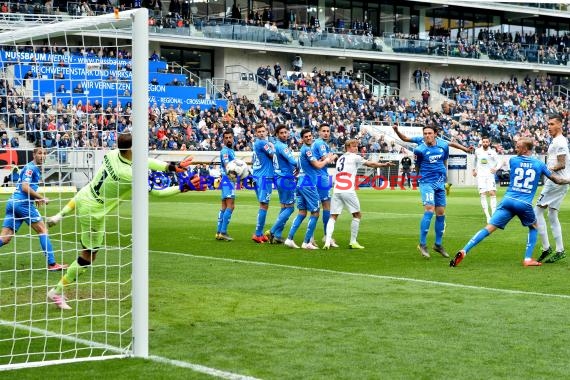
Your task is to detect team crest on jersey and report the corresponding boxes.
[223,153,228,160]
[25,169,33,177]
[306,150,313,157]
[284,148,290,153]
[264,144,270,151]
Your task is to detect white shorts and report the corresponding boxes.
[477,175,497,194]
[537,180,569,210]
[330,192,360,215]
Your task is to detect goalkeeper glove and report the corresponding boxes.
[168,156,194,173]
[178,173,206,192]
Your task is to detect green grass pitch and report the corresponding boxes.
[2,186,570,379]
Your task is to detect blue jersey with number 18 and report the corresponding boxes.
[505,155,551,204]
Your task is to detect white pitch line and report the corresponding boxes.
[154,250,570,300]
[0,319,261,379]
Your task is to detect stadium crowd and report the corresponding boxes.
[1,56,569,157]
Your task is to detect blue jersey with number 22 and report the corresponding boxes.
[504,155,551,204]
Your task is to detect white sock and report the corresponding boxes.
[534,206,550,250]
[490,196,497,214]
[350,218,360,244]
[548,208,564,252]
[325,218,335,245]
[480,195,490,220]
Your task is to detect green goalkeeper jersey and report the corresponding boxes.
[75,149,174,217]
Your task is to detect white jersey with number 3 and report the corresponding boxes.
[333,152,365,193]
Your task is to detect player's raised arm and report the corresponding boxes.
[546,172,570,185]
[364,160,395,169]
[391,124,413,143]
[311,153,334,169]
[448,140,473,153]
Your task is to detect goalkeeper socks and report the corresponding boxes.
[216,209,224,233]
[287,213,306,240]
[419,211,434,246]
[39,234,56,265]
[54,256,90,293]
[434,215,445,246]
[350,218,360,244]
[255,208,268,236]
[463,228,490,253]
[220,208,233,234]
[272,207,294,237]
[322,209,330,236]
[524,227,538,260]
[304,215,319,244]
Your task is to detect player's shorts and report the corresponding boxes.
[330,192,360,215]
[536,180,569,210]
[295,185,320,213]
[253,176,273,204]
[316,175,332,202]
[489,197,535,229]
[2,198,42,232]
[75,199,105,251]
[219,178,235,200]
[419,181,446,207]
[275,175,296,205]
[477,175,497,194]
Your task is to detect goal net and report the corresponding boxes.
[0,9,149,370]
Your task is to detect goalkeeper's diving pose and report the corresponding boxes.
[47,132,203,310]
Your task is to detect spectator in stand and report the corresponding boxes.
[150,51,160,61]
[413,68,422,90]
[423,69,431,90]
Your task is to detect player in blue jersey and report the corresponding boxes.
[450,137,570,267]
[216,129,236,241]
[284,128,334,250]
[392,123,473,195]
[312,124,338,246]
[265,124,298,244]
[392,124,472,258]
[251,123,275,243]
[0,147,67,271]
[411,124,451,259]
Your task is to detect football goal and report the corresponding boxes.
[0,9,149,370]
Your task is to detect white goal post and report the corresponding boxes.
[0,9,149,370]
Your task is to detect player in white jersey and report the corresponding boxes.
[473,136,503,222]
[323,139,394,249]
[536,114,570,263]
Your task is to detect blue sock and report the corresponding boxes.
[463,228,490,253]
[273,207,294,238]
[270,207,285,235]
[287,214,306,240]
[39,234,55,265]
[255,208,268,236]
[420,211,434,245]
[524,227,538,260]
[304,215,319,243]
[322,210,330,236]
[0,239,4,248]
[435,215,445,246]
[220,209,233,234]
[216,209,224,233]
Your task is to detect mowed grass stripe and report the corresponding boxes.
[153,250,570,300]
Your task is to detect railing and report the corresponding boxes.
[206,78,227,100]
[360,72,399,98]
[168,61,201,87]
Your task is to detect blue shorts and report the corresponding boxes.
[2,198,42,232]
[254,176,273,204]
[275,176,296,205]
[489,197,536,229]
[419,182,446,207]
[316,175,332,202]
[219,181,235,200]
[296,185,320,213]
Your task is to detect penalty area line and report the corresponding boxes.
[154,250,570,300]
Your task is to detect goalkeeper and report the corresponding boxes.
[47,132,202,310]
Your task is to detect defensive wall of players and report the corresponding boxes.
[0,147,530,191]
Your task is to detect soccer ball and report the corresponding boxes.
[226,159,251,178]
